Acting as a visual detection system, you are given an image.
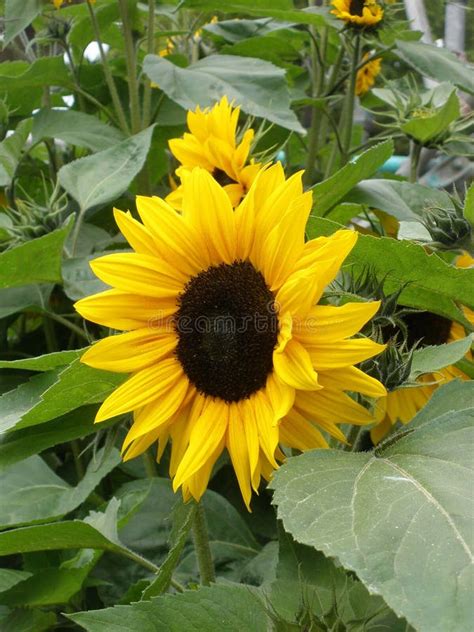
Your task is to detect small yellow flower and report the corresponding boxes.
[331,0,384,26]
[75,165,386,509]
[372,253,474,443]
[159,39,175,58]
[355,54,382,96]
[167,96,262,209]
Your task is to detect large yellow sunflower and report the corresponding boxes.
[75,164,386,509]
[355,54,382,96]
[331,0,384,26]
[166,96,262,210]
[372,257,474,443]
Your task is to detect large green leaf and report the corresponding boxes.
[271,381,474,632]
[312,141,394,216]
[344,178,453,223]
[306,217,474,328]
[0,350,80,371]
[0,359,124,434]
[410,335,473,379]
[0,218,73,289]
[143,54,303,133]
[69,583,270,631]
[269,530,410,630]
[4,0,42,46]
[0,285,53,319]
[32,109,125,152]
[0,608,57,632]
[0,57,71,91]
[0,448,120,529]
[396,40,474,96]
[0,119,32,187]
[0,406,102,471]
[58,126,155,213]
[0,570,31,593]
[401,89,460,144]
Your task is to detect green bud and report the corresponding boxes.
[423,204,472,250]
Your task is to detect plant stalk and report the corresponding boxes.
[192,501,215,586]
[341,33,361,165]
[87,1,130,134]
[119,0,142,134]
[142,0,156,128]
[409,140,422,183]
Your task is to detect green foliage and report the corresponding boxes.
[271,381,474,632]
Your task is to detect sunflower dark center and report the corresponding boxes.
[174,261,279,402]
[350,0,365,15]
[382,311,452,347]
[213,168,236,187]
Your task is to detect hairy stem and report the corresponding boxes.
[142,0,156,128]
[192,501,215,586]
[119,0,141,134]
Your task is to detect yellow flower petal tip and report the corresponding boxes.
[75,167,386,509]
[356,54,382,96]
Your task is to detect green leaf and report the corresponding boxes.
[69,583,271,631]
[143,54,304,133]
[4,0,42,47]
[58,126,155,213]
[464,183,474,226]
[0,406,104,471]
[271,380,474,632]
[0,567,91,607]
[396,40,474,96]
[141,502,195,599]
[184,0,338,29]
[0,57,71,91]
[32,109,125,152]
[0,570,32,593]
[0,359,125,434]
[401,89,460,144]
[204,17,294,43]
[269,530,410,630]
[0,119,32,187]
[345,179,453,223]
[410,335,473,379]
[0,447,120,528]
[306,217,474,328]
[0,608,57,632]
[0,350,80,371]
[0,218,73,289]
[311,141,394,216]
[62,255,108,301]
[0,285,53,319]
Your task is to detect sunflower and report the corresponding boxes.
[331,0,384,26]
[372,258,474,443]
[355,54,382,96]
[166,96,262,210]
[75,164,386,509]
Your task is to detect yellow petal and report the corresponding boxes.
[173,399,228,489]
[296,301,381,344]
[90,253,185,298]
[95,358,184,422]
[308,338,386,370]
[227,404,252,510]
[280,409,328,451]
[74,289,176,330]
[113,209,157,257]
[80,328,176,373]
[274,337,321,391]
[296,388,374,426]
[266,372,295,422]
[319,366,386,398]
[251,391,279,469]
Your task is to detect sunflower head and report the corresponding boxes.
[166,96,262,210]
[356,54,382,96]
[331,0,384,27]
[75,165,386,509]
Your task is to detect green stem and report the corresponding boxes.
[119,0,141,134]
[303,22,328,186]
[87,1,130,135]
[71,439,85,480]
[340,33,360,165]
[41,311,91,343]
[121,548,185,593]
[344,424,364,452]
[142,0,156,129]
[143,450,158,477]
[192,501,215,586]
[409,141,422,183]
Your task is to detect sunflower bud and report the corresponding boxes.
[362,340,414,391]
[422,203,472,250]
